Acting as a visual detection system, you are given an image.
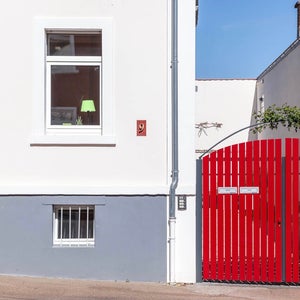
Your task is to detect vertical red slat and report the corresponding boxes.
[217,149,224,280]
[260,140,268,282]
[285,138,292,282]
[297,138,300,284]
[298,138,300,285]
[210,152,217,279]
[268,139,275,282]
[292,139,299,282]
[239,142,246,281]
[246,141,253,281]
[224,146,231,280]
[275,139,282,282]
[202,155,210,279]
[231,144,239,281]
[253,141,260,281]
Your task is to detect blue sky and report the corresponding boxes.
[196,0,298,79]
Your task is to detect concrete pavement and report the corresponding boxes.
[188,282,300,300]
[0,275,300,299]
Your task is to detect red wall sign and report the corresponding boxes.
[137,120,146,136]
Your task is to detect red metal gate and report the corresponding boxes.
[199,138,300,283]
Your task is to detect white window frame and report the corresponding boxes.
[32,18,115,145]
[53,205,95,247]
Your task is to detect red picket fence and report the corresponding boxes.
[200,138,300,283]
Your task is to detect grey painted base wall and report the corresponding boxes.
[0,195,167,282]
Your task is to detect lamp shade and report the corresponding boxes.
[81,99,96,112]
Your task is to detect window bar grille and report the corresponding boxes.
[78,207,81,246]
[87,206,89,243]
[60,207,63,246]
[69,206,71,246]
[55,205,94,247]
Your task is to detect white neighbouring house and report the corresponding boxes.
[0,0,196,283]
[195,79,256,157]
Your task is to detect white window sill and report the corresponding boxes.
[53,241,95,248]
[30,134,116,146]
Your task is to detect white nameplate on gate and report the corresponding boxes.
[240,187,259,194]
[218,187,238,194]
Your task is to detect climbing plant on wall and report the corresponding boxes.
[252,104,300,133]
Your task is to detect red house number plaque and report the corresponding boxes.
[137,120,147,136]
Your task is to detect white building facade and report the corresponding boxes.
[0,0,196,282]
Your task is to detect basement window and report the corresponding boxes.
[53,205,95,247]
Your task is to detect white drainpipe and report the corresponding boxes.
[169,0,178,284]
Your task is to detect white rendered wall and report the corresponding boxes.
[174,196,196,283]
[0,0,168,194]
[176,0,196,194]
[172,0,196,283]
[0,0,194,195]
[195,79,256,157]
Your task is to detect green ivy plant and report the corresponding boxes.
[252,104,300,134]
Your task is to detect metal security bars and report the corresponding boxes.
[53,205,95,247]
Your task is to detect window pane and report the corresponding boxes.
[57,209,70,239]
[79,209,94,238]
[51,65,100,125]
[71,209,79,239]
[88,210,94,238]
[80,209,87,238]
[47,33,102,56]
